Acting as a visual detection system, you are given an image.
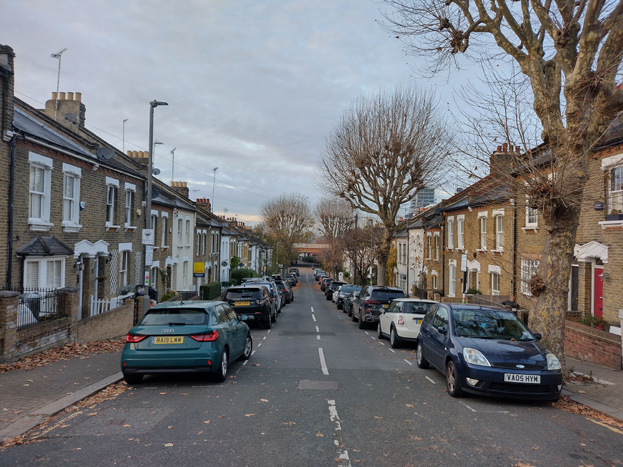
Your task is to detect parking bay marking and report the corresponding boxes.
[328,400,352,466]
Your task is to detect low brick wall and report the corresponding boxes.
[73,300,134,342]
[564,320,622,369]
[15,317,72,357]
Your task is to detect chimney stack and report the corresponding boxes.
[44,90,86,128]
[0,44,15,142]
[196,197,212,212]
[170,181,189,199]
[490,142,520,175]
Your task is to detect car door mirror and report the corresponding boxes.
[437,325,447,335]
[533,332,542,340]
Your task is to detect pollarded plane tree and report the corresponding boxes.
[383,0,623,363]
[320,85,453,285]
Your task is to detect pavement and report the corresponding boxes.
[0,350,621,443]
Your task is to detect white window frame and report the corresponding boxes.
[177,218,183,246]
[29,153,54,231]
[196,230,201,256]
[456,215,465,250]
[185,219,191,247]
[605,157,623,213]
[431,272,438,290]
[521,259,540,296]
[62,163,81,232]
[434,233,440,261]
[161,213,168,248]
[105,177,120,230]
[124,183,136,230]
[447,217,454,250]
[182,260,189,289]
[493,210,504,251]
[24,257,65,289]
[478,212,487,250]
[426,233,432,260]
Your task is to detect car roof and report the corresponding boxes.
[392,298,437,303]
[152,300,217,310]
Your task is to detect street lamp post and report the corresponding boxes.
[144,100,168,316]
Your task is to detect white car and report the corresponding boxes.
[377,298,438,348]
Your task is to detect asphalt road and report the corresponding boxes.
[2,269,622,466]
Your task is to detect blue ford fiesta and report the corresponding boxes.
[416,304,562,400]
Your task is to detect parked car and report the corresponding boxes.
[377,298,438,348]
[226,285,275,328]
[326,280,346,300]
[320,277,332,292]
[314,269,325,280]
[275,280,293,304]
[352,285,406,329]
[285,274,297,287]
[416,303,563,400]
[242,281,282,314]
[336,285,361,310]
[120,301,252,385]
[343,290,360,317]
[289,267,299,277]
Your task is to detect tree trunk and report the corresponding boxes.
[529,206,581,368]
[377,227,395,286]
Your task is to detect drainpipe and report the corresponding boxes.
[511,198,517,300]
[5,132,18,290]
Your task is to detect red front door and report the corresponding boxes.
[593,268,604,318]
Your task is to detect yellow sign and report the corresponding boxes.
[193,262,205,277]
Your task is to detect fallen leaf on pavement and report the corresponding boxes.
[164,443,174,447]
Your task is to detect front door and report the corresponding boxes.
[593,267,604,318]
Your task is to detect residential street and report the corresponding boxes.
[2,272,622,466]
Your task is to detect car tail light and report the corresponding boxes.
[126,333,147,343]
[365,299,381,305]
[398,316,404,325]
[191,331,219,342]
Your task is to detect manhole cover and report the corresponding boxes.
[298,380,339,390]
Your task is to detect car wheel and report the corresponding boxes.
[242,334,252,360]
[214,348,229,383]
[358,313,365,329]
[123,372,142,385]
[446,360,464,397]
[377,322,384,339]
[416,341,429,369]
[390,326,401,349]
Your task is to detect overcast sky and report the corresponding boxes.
[1,0,467,225]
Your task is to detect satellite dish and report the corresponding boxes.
[96,147,115,161]
[221,261,228,267]
[152,168,161,175]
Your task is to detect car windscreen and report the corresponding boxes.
[139,309,209,326]
[371,290,405,301]
[402,302,436,314]
[226,289,263,300]
[451,308,533,340]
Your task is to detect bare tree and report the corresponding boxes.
[261,194,314,264]
[321,84,453,285]
[341,226,386,286]
[383,0,623,362]
[315,198,355,240]
[318,239,345,278]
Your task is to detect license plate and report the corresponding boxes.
[383,304,389,309]
[235,301,250,306]
[504,373,540,384]
[153,336,184,344]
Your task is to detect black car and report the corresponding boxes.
[284,274,297,287]
[336,285,362,310]
[417,304,562,400]
[289,267,299,277]
[225,285,275,329]
[352,285,405,329]
[325,280,346,300]
[320,277,332,292]
[275,280,293,304]
[343,290,360,317]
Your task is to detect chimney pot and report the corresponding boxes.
[502,143,508,151]
[52,91,58,100]
[68,92,74,100]
[75,92,82,102]
[59,92,66,100]
[515,146,520,152]
[497,146,502,152]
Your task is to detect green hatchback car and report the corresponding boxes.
[121,301,252,384]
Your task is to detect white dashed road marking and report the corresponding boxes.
[328,400,351,466]
[318,348,329,376]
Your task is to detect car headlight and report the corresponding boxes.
[463,347,491,367]
[546,352,561,370]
